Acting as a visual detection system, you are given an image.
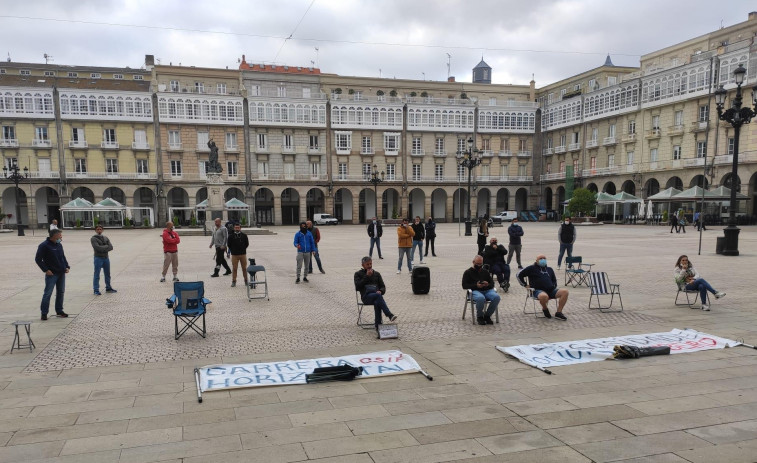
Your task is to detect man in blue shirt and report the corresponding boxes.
[293,222,315,284]
[517,254,569,320]
[35,229,70,320]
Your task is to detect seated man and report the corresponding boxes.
[462,255,501,325]
[354,256,398,337]
[482,236,510,292]
[517,254,569,320]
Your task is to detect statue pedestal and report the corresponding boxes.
[205,173,226,230]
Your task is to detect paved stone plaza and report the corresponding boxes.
[1,222,757,462]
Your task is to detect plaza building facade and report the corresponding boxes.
[537,11,757,220]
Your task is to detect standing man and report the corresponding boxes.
[161,221,180,282]
[424,216,437,257]
[557,216,576,270]
[367,217,383,259]
[517,254,569,320]
[354,256,398,337]
[35,229,70,320]
[91,225,116,295]
[461,255,500,325]
[49,219,58,232]
[410,216,425,265]
[482,236,510,292]
[209,218,232,277]
[670,212,679,233]
[396,218,415,274]
[227,223,250,287]
[293,221,315,283]
[507,217,524,269]
[307,220,325,274]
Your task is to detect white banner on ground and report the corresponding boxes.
[497,329,741,370]
[197,350,421,392]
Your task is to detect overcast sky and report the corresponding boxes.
[1,1,753,86]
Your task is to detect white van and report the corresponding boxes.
[313,213,338,225]
[490,211,518,225]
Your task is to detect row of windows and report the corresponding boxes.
[584,85,639,118]
[477,112,535,131]
[4,69,141,79]
[0,92,55,115]
[158,98,244,122]
[69,158,150,174]
[407,109,475,130]
[641,65,712,103]
[542,101,582,130]
[331,106,403,127]
[60,95,152,118]
[249,102,327,125]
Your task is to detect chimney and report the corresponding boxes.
[448,76,455,82]
[144,54,155,70]
[749,11,757,21]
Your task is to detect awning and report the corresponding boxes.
[648,187,683,201]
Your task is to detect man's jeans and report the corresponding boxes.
[397,247,412,271]
[471,289,499,318]
[557,243,573,267]
[362,292,394,328]
[410,240,423,263]
[93,256,111,292]
[41,273,65,315]
[369,237,382,258]
[490,262,510,284]
[308,251,324,273]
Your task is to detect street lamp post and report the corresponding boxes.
[367,164,384,221]
[2,163,30,236]
[713,64,757,256]
[457,136,481,236]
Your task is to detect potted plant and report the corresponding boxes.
[389,89,397,97]
[143,217,150,228]
[172,216,179,227]
[420,91,428,98]
[348,88,355,95]
[409,91,417,97]
[334,88,342,94]
[76,219,82,228]
[123,217,131,228]
[241,216,247,226]
[190,214,197,227]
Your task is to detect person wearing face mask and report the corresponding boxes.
[396,218,415,274]
[462,255,500,325]
[424,216,437,257]
[410,216,426,265]
[517,254,569,320]
[227,223,250,287]
[482,237,510,292]
[367,217,383,259]
[35,229,70,320]
[557,216,576,270]
[91,224,116,295]
[293,221,316,284]
[506,217,524,269]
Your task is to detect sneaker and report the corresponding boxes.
[476,317,486,325]
[320,269,326,274]
[518,266,523,270]
[504,282,510,292]
[542,308,552,319]
[557,266,561,270]
[94,290,102,296]
[555,312,567,321]
[379,256,384,259]
[484,315,494,325]
[160,277,166,282]
[303,277,309,282]
[105,288,117,293]
[715,292,726,299]
[56,312,69,318]
[702,304,711,311]
[41,314,48,321]
[231,282,236,287]
[211,273,220,278]
[390,315,398,322]
[295,278,300,284]
[172,277,179,282]
[420,261,425,265]
[396,270,401,274]
[223,270,232,276]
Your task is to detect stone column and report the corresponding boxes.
[205,174,226,229]
[424,194,432,220]
[273,195,282,226]
[352,191,360,224]
[299,192,307,224]
[446,192,454,223]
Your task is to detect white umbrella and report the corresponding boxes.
[647,200,654,218]
[638,200,647,219]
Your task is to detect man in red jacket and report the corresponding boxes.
[161,221,181,282]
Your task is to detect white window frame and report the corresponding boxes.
[335,131,352,153]
[412,137,422,155]
[75,158,87,174]
[170,80,179,92]
[696,141,706,158]
[310,162,320,178]
[362,163,372,180]
[257,133,268,150]
[225,132,238,150]
[217,83,227,94]
[170,160,182,177]
[673,145,681,160]
[650,148,658,163]
[106,158,118,174]
[386,163,395,181]
[257,161,269,179]
[626,151,634,166]
[434,164,444,181]
[607,154,615,167]
[337,162,347,180]
[412,164,421,181]
[227,160,238,177]
[384,132,400,153]
[136,159,148,174]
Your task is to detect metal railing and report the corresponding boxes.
[131,142,150,150]
[32,139,52,148]
[603,136,617,145]
[517,151,532,157]
[69,140,88,148]
[100,141,120,149]
[0,139,19,147]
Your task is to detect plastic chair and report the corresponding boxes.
[564,256,593,287]
[588,272,623,312]
[166,281,210,340]
[462,289,499,324]
[246,259,269,301]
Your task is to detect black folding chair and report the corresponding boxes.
[564,256,593,287]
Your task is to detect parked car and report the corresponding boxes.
[489,211,518,225]
[313,213,339,225]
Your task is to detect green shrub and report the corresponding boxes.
[76,219,82,228]
[420,91,428,97]
[241,216,247,226]
[144,217,150,227]
[662,210,669,223]
[190,215,197,227]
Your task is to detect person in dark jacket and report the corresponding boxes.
[227,223,249,287]
[367,217,383,259]
[482,237,510,292]
[477,217,489,255]
[410,216,425,265]
[670,213,679,233]
[354,256,397,336]
[462,255,500,325]
[557,217,576,270]
[307,220,325,274]
[424,216,437,257]
[91,224,116,295]
[517,254,569,320]
[293,222,316,284]
[506,217,524,269]
[35,229,70,320]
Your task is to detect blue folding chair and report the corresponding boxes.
[165,281,211,340]
[564,256,593,287]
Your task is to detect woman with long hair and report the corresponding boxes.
[477,217,488,255]
[674,255,725,311]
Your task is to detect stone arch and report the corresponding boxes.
[306,187,326,220]
[382,188,400,220]
[132,187,155,227]
[496,188,510,212]
[452,188,467,221]
[721,172,741,192]
[749,171,757,216]
[476,188,491,218]
[224,187,244,201]
[556,186,566,209]
[167,187,190,225]
[254,188,274,225]
[409,188,426,219]
[1,186,28,226]
[515,187,528,211]
[103,186,126,204]
[281,187,300,225]
[544,187,553,210]
[35,186,60,226]
[690,174,708,189]
[335,188,353,223]
[586,183,598,193]
[196,187,207,204]
[430,188,447,221]
[359,188,377,223]
[71,186,95,203]
[644,178,660,198]
[665,176,683,190]
[621,180,636,195]
[603,181,617,195]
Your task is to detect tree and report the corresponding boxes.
[567,188,597,217]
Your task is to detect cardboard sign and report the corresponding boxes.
[378,324,398,339]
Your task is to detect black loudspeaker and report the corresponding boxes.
[411,266,430,294]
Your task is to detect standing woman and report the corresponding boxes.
[477,217,488,256]
[674,255,726,311]
[424,216,437,257]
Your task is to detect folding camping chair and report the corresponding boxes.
[355,290,376,329]
[564,256,593,287]
[675,285,700,308]
[517,279,557,318]
[462,289,500,325]
[246,259,269,301]
[166,281,210,340]
[588,272,623,312]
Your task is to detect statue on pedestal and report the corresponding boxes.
[207,139,223,174]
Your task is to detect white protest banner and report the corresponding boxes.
[497,329,741,371]
[197,350,422,393]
